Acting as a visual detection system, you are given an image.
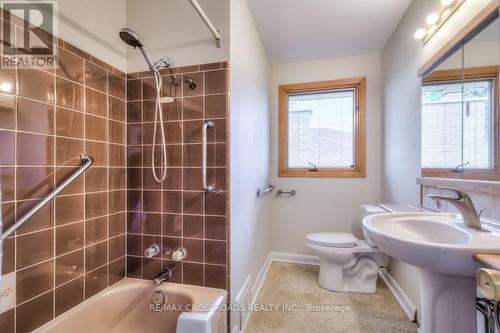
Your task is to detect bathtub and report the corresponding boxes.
[34,278,227,333]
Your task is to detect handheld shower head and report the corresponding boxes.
[119,28,142,48]
[119,28,158,75]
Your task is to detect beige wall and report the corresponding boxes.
[269,53,383,254]
[56,0,127,71]
[126,0,229,73]
[229,0,271,330]
[382,0,496,322]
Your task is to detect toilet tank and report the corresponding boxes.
[361,205,387,246]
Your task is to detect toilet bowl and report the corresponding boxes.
[305,205,388,294]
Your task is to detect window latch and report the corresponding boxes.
[451,161,470,173]
[308,162,318,172]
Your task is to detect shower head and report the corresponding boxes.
[119,28,158,75]
[119,28,142,48]
[184,77,197,90]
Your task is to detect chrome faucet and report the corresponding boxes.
[153,266,175,286]
[428,187,482,230]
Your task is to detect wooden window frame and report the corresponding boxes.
[278,77,366,178]
[421,65,500,181]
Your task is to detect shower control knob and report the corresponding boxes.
[172,247,187,262]
[144,244,160,258]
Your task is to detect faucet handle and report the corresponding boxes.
[144,243,160,258]
[172,247,187,262]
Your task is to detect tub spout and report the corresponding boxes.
[153,266,174,285]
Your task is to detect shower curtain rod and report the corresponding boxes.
[188,0,221,47]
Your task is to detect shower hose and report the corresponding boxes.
[151,71,168,183]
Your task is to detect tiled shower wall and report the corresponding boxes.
[0,14,126,333]
[126,63,229,291]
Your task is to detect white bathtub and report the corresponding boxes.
[34,278,227,333]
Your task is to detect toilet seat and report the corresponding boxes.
[306,233,358,248]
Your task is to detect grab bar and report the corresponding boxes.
[202,121,215,192]
[2,154,93,240]
[257,184,275,197]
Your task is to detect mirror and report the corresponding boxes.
[421,15,499,181]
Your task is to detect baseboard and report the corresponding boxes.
[379,269,417,322]
[268,251,321,266]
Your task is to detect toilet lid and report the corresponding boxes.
[306,233,358,247]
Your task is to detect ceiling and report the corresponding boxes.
[247,0,413,64]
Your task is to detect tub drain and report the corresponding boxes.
[151,291,167,306]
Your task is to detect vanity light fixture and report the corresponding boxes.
[414,0,466,44]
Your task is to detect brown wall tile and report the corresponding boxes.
[55,194,84,225]
[85,88,107,117]
[85,61,107,92]
[17,98,54,135]
[55,249,83,285]
[56,222,84,255]
[0,93,15,130]
[18,68,54,103]
[17,229,53,269]
[55,107,84,138]
[56,77,84,111]
[1,27,127,332]
[17,260,54,303]
[57,48,84,83]
[16,291,53,333]
[17,133,53,165]
[55,277,84,316]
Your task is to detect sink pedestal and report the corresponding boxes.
[419,269,476,333]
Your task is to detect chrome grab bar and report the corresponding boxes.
[277,189,296,196]
[2,154,93,240]
[257,184,275,197]
[202,121,215,192]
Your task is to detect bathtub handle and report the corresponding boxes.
[144,244,160,258]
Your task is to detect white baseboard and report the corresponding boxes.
[379,269,417,322]
[268,251,321,266]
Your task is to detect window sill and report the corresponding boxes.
[417,177,500,196]
[279,169,365,178]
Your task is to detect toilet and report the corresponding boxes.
[305,205,388,294]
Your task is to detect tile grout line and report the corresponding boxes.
[15,255,126,309]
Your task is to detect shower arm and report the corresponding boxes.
[188,0,221,47]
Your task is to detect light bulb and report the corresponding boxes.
[414,29,427,40]
[441,0,454,6]
[426,13,440,25]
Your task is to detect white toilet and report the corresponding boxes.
[305,205,388,294]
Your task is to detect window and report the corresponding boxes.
[279,78,366,178]
[421,67,499,180]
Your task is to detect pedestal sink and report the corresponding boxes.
[363,212,500,333]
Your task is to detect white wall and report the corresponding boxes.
[382,0,496,322]
[126,0,229,72]
[56,0,127,71]
[269,54,383,254]
[229,0,271,329]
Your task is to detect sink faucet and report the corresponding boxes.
[153,266,175,286]
[428,187,481,230]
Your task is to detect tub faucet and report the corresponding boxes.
[428,187,482,230]
[153,266,175,285]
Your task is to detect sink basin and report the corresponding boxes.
[363,212,500,333]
